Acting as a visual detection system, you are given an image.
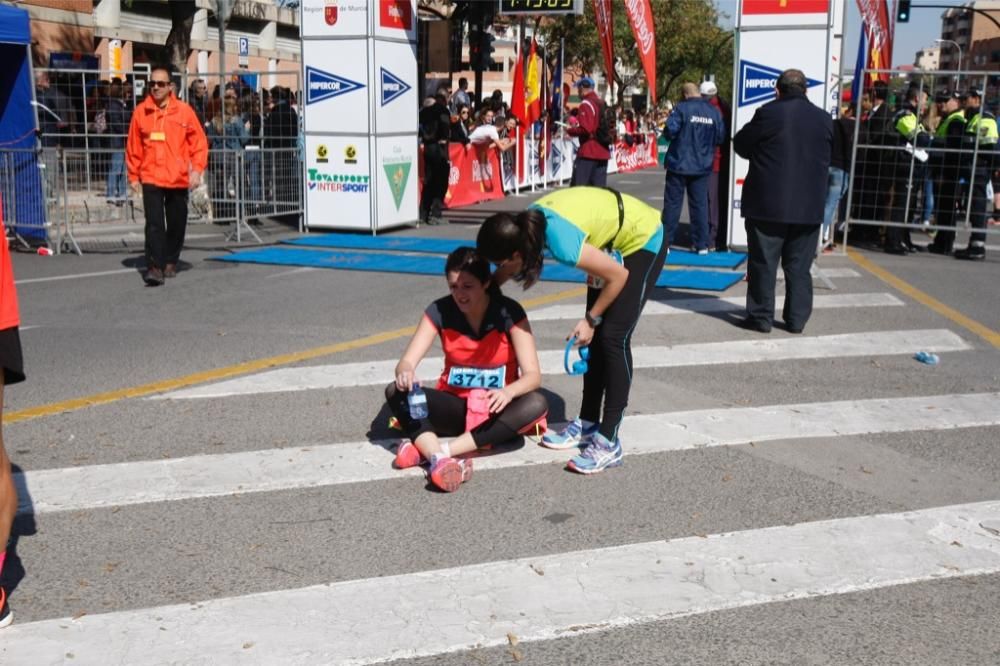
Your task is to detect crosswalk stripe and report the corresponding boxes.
[529,291,903,321]
[157,329,969,400]
[18,392,999,515]
[781,267,860,279]
[6,501,1000,664]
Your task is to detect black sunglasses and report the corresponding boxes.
[150,80,170,88]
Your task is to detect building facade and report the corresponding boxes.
[914,45,941,70]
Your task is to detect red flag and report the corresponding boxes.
[510,40,527,182]
[624,0,657,106]
[593,0,615,93]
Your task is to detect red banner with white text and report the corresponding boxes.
[624,0,658,105]
[443,144,505,208]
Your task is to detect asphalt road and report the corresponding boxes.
[2,168,999,665]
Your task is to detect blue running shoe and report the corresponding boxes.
[567,432,623,474]
[540,418,599,450]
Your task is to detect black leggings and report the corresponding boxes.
[580,240,667,441]
[385,384,548,449]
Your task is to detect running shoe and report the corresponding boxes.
[0,586,11,629]
[540,418,599,450]
[429,457,473,493]
[567,432,623,474]
[394,439,423,469]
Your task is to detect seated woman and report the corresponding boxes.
[385,247,548,493]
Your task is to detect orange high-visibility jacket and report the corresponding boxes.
[126,93,208,189]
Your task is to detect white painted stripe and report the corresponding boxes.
[647,195,664,201]
[14,268,134,285]
[779,267,860,279]
[18,325,40,331]
[265,266,320,278]
[616,179,642,184]
[6,501,1000,665]
[529,292,903,321]
[18,392,1000,515]
[158,329,968,400]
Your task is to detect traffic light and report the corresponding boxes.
[480,33,496,70]
[468,30,482,69]
[897,0,911,23]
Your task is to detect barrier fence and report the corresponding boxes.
[0,149,49,247]
[429,131,661,210]
[843,69,1000,253]
[29,67,303,253]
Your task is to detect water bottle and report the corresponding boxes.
[913,351,940,366]
[408,382,429,419]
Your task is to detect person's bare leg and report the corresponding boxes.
[0,377,17,570]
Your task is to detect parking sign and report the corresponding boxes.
[238,36,249,67]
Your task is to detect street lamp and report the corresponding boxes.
[935,38,963,88]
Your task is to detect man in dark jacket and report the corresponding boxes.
[567,77,612,186]
[733,69,833,334]
[418,90,452,225]
[661,82,725,253]
[928,90,967,254]
[263,87,300,225]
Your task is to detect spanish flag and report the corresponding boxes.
[524,38,542,125]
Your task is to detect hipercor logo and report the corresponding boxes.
[738,60,822,107]
[306,66,365,105]
[380,68,411,106]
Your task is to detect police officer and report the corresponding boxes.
[885,86,931,255]
[956,87,996,261]
[929,90,967,254]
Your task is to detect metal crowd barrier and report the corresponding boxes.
[0,148,54,249]
[39,145,302,254]
[843,69,1000,249]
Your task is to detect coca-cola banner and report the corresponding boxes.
[592,0,615,90]
[443,144,505,208]
[624,0,657,105]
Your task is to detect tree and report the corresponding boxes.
[164,1,198,76]
[537,0,734,109]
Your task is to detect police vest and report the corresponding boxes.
[893,109,923,141]
[936,110,966,138]
[966,111,998,145]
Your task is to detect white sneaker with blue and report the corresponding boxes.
[567,432,623,474]
[540,418,600,450]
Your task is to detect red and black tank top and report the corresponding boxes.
[423,294,527,398]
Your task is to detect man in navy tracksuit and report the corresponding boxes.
[661,82,725,253]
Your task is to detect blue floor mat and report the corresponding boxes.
[284,234,748,269]
[212,247,744,291]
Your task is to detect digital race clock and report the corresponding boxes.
[498,0,584,16]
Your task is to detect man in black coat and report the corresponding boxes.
[733,69,833,334]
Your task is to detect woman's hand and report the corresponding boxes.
[569,319,595,346]
[395,362,415,392]
[487,388,513,414]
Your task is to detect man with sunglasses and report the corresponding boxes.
[126,64,208,286]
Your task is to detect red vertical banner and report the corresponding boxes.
[593,0,615,93]
[624,0,657,106]
[855,0,893,82]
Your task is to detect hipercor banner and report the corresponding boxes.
[729,0,842,248]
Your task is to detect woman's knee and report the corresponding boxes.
[518,391,549,421]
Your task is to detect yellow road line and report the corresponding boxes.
[6,287,587,425]
[849,250,1000,349]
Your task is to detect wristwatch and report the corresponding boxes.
[585,311,603,327]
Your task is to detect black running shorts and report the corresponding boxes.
[0,326,25,385]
